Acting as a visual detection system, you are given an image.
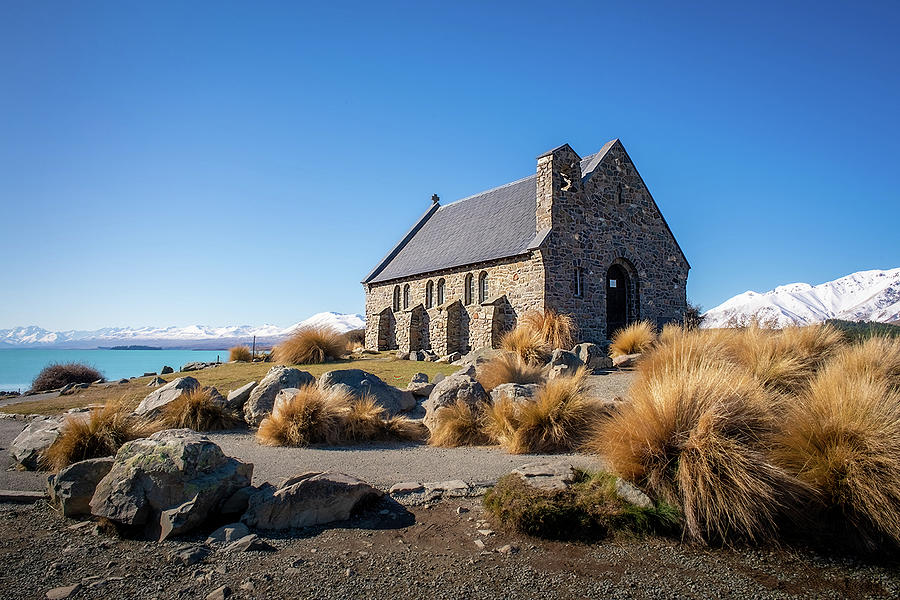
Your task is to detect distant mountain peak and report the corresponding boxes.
[0,312,365,349]
[703,268,900,328]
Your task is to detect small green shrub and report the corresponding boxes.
[483,470,680,541]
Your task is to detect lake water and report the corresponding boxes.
[0,348,229,392]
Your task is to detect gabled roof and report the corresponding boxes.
[363,141,617,285]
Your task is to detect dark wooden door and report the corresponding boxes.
[606,264,630,337]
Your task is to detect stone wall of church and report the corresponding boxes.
[538,142,689,342]
[363,252,546,352]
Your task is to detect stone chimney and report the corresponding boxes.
[535,143,582,231]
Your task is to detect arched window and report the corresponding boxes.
[437,278,445,306]
[425,281,434,309]
[574,266,584,298]
[403,284,410,309]
[464,273,474,305]
[392,286,400,312]
[478,271,488,303]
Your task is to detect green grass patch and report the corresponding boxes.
[483,470,681,541]
[826,319,900,342]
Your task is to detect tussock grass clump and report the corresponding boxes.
[485,367,602,454]
[657,322,684,347]
[273,326,346,365]
[483,471,681,540]
[257,385,423,447]
[593,345,808,544]
[229,346,253,362]
[476,352,545,392]
[160,387,242,432]
[343,328,367,352]
[826,335,900,391]
[42,401,158,471]
[521,309,576,351]
[32,362,103,392]
[501,325,550,365]
[609,321,657,358]
[772,358,900,550]
[428,400,492,448]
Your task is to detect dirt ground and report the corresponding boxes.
[1,496,897,600]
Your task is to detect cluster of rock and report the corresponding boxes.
[396,350,462,363]
[45,428,382,542]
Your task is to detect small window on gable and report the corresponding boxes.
[425,281,433,309]
[478,272,488,303]
[437,278,446,306]
[392,286,400,312]
[403,284,410,310]
[574,267,584,298]
[464,273,473,305]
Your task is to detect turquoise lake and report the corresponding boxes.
[0,348,229,392]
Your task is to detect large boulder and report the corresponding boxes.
[90,429,253,541]
[451,347,500,369]
[226,381,257,411]
[572,343,614,371]
[134,377,200,419]
[422,368,489,431]
[490,383,540,405]
[10,415,66,470]
[241,471,382,530]
[406,373,434,398]
[243,367,315,426]
[613,353,641,369]
[317,370,415,415]
[47,457,114,517]
[546,349,584,379]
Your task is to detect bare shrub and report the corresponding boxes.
[32,363,103,392]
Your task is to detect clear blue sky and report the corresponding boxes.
[1,1,898,331]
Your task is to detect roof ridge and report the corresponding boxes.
[440,173,536,209]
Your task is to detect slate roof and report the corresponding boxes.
[363,143,616,285]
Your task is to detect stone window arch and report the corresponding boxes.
[478,271,488,303]
[392,286,400,312]
[464,273,474,305]
[437,278,446,306]
[403,284,410,310]
[425,281,434,309]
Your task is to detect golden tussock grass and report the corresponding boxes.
[257,385,423,447]
[160,387,242,432]
[521,309,576,351]
[428,400,492,448]
[485,367,603,454]
[500,325,550,365]
[825,335,900,390]
[41,400,159,471]
[476,352,545,392]
[273,326,346,365]
[592,344,809,543]
[609,320,657,358]
[229,346,253,362]
[772,352,900,549]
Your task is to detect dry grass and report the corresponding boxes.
[658,322,684,347]
[826,335,900,391]
[500,325,550,365]
[229,346,252,362]
[41,401,159,471]
[521,309,576,351]
[32,362,103,392]
[609,321,657,358]
[592,344,808,544]
[491,367,602,454]
[476,352,545,392]
[273,326,346,365]
[428,400,492,447]
[772,354,900,550]
[159,387,242,432]
[257,384,424,447]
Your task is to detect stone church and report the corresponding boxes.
[362,139,689,354]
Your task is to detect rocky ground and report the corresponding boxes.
[2,496,898,600]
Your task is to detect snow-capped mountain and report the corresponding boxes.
[702,268,900,328]
[0,312,365,349]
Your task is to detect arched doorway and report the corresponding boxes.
[606,263,631,337]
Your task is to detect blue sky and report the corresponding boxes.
[1,1,897,330]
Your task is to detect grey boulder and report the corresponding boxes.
[47,457,114,517]
[241,471,382,530]
[160,366,175,375]
[572,342,614,371]
[243,367,315,426]
[406,373,434,398]
[451,347,500,369]
[546,349,584,379]
[10,413,88,471]
[206,522,250,544]
[422,368,489,431]
[134,377,200,419]
[90,429,253,541]
[490,383,540,405]
[226,381,257,411]
[318,369,415,415]
[612,353,641,369]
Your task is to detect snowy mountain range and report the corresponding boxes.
[0,312,365,349]
[702,268,900,328]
